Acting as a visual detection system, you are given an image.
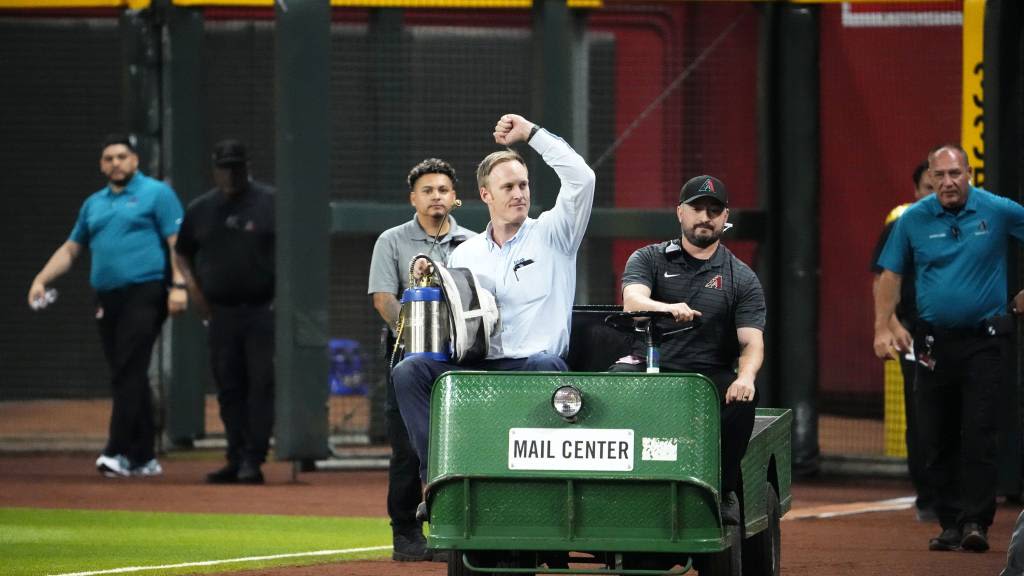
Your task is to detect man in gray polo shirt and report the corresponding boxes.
[368,158,474,562]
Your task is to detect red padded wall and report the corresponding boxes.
[817,2,962,398]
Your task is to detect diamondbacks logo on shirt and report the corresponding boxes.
[705,275,723,290]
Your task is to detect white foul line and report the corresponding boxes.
[46,496,920,574]
[785,495,917,521]
[49,545,393,576]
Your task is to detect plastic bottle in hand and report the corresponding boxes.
[31,288,58,311]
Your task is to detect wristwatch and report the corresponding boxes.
[528,124,541,142]
[171,282,187,290]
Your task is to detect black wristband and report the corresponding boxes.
[528,124,541,142]
[172,282,187,290]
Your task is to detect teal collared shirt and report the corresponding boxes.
[70,172,184,291]
[877,186,1024,328]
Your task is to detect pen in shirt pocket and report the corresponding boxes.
[513,258,535,281]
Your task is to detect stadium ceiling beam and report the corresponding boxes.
[0,0,150,7]
[0,0,601,8]
[172,0,603,7]
[0,0,960,11]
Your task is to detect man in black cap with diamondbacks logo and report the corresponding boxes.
[609,174,766,524]
[174,139,277,484]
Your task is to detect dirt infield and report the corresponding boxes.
[1,453,1016,575]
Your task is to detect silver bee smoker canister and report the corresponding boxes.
[399,286,450,361]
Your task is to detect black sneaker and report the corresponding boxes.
[392,531,431,562]
[928,527,962,551]
[960,522,989,552]
[205,464,240,484]
[236,462,264,485]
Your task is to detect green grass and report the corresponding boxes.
[0,507,392,576]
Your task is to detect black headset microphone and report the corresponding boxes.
[428,198,462,257]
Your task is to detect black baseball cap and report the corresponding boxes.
[679,175,728,206]
[212,139,248,166]
[101,133,137,154]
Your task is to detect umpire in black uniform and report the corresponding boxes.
[175,139,276,484]
[609,175,766,524]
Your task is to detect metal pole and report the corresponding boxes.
[163,5,208,447]
[755,2,778,408]
[532,0,588,300]
[982,0,1023,497]
[274,0,332,462]
[774,4,820,475]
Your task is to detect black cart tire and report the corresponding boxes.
[448,551,536,576]
[742,483,781,576]
[696,524,742,576]
[448,551,469,576]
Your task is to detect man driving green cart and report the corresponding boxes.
[609,174,766,525]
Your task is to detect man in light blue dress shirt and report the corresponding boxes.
[392,113,596,485]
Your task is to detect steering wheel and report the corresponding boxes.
[604,311,700,373]
[604,310,700,340]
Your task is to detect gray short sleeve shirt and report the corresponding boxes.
[368,214,475,297]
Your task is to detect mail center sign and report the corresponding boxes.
[508,428,634,472]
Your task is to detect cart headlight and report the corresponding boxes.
[552,385,583,420]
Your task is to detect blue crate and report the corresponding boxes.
[329,338,367,396]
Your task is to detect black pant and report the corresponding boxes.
[208,303,275,466]
[384,332,423,535]
[914,328,1005,529]
[898,353,933,511]
[96,281,168,466]
[608,363,756,494]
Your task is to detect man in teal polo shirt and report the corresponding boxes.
[28,134,187,478]
[874,144,1024,553]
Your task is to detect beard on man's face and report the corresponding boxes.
[109,173,132,187]
[684,224,720,248]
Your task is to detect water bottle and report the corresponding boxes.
[31,288,58,311]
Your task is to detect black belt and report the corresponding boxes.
[919,315,1014,339]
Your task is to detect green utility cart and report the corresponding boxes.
[424,371,792,576]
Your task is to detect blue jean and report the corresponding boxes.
[1003,509,1024,576]
[391,353,568,482]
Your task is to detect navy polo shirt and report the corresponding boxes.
[69,172,183,291]
[175,181,276,306]
[877,186,1024,328]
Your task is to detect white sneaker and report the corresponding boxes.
[95,454,131,478]
[131,459,163,477]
